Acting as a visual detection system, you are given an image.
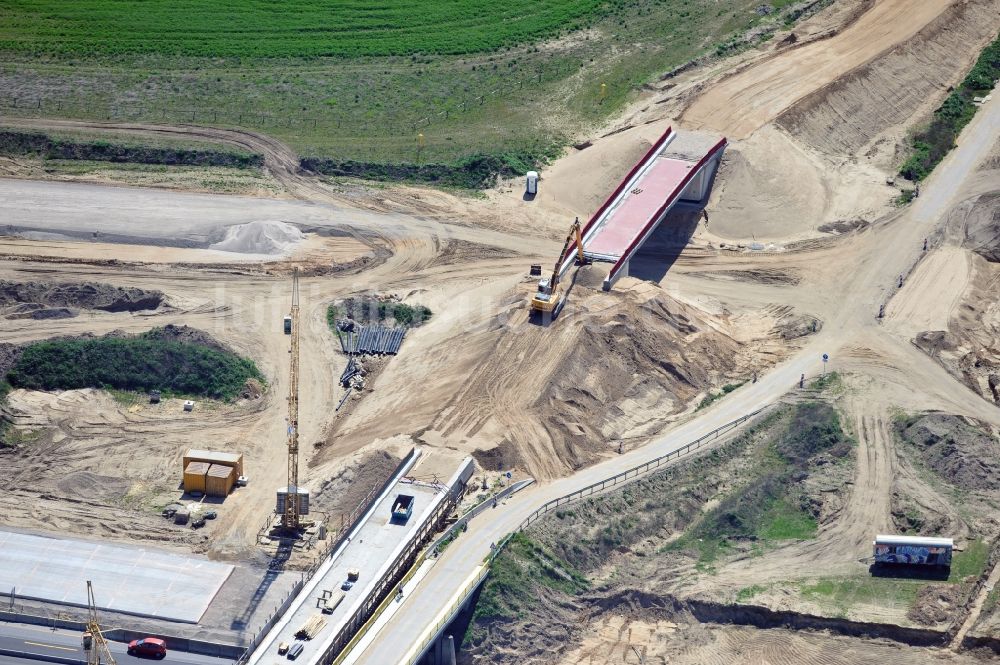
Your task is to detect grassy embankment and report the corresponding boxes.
[668,401,852,569]
[1,0,818,186]
[5,331,264,401]
[0,128,261,169]
[469,401,851,641]
[900,34,1000,181]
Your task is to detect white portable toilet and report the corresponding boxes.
[525,171,538,196]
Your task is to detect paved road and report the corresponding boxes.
[352,92,1000,663]
[0,622,231,665]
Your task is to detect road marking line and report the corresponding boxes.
[24,641,77,651]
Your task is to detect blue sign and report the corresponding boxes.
[822,353,829,362]
[506,471,512,479]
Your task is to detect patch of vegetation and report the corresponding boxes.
[107,388,144,407]
[670,402,851,565]
[900,34,1000,181]
[949,540,989,582]
[436,528,462,553]
[757,497,818,540]
[736,584,766,602]
[466,532,587,645]
[6,330,264,401]
[896,189,917,206]
[0,130,262,169]
[328,296,432,329]
[809,371,843,393]
[696,381,746,411]
[0,1,821,176]
[801,576,923,614]
[0,426,42,448]
[303,144,562,190]
[0,1,609,58]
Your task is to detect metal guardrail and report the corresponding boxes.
[235,449,421,665]
[401,566,490,665]
[517,407,766,531]
[428,479,535,555]
[395,408,770,663]
[316,459,474,665]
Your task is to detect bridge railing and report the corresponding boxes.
[401,566,490,665]
[386,407,771,664]
[517,407,765,531]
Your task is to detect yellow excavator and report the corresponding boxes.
[530,217,588,318]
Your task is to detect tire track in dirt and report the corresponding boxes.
[716,402,895,586]
[0,116,446,276]
[429,305,583,479]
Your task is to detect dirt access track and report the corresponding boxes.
[1,1,1000,658]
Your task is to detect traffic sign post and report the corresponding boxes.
[822,353,829,377]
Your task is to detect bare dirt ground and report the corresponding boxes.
[679,0,956,140]
[558,617,980,665]
[1,0,1000,656]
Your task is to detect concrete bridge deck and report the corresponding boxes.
[560,127,726,289]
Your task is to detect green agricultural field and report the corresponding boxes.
[0,0,823,177]
[0,0,606,57]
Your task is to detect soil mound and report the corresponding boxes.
[896,414,1000,491]
[950,192,1000,263]
[431,279,749,478]
[132,324,234,355]
[0,280,163,315]
[209,220,304,255]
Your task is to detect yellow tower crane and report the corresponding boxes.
[82,581,116,665]
[282,268,301,532]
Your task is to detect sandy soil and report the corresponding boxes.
[0,154,288,198]
[1,0,999,655]
[776,0,1000,167]
[558,618,978,665]
[680,0,956,140]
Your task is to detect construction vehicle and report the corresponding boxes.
[530,217,588,318]
[82,581,116,665]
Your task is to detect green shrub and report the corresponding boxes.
[328,297,432,328]
[7,332,263,401]
[901,35,1000,181]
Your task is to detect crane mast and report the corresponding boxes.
[82,581,115,665]
[282,269,301,531]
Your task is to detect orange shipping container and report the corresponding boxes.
[183,461,210,494]
[183,449,244,477]
[206,464,235,498]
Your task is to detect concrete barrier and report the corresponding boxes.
[0,647,85,665]
[0,610,242,660]
[106,629,243,659]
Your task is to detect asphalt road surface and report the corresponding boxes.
[0,622,232,665]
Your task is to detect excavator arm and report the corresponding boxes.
[531,217,587,317]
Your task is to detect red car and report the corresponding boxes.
[128,637,167,658]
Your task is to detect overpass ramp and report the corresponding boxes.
[561,127,726,289]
